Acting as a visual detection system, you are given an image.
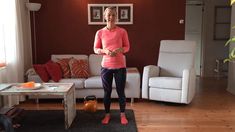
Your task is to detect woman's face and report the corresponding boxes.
[104,9,116,23]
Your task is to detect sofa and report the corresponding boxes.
[27,54,140,103]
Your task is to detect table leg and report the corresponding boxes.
[63,86,76,129]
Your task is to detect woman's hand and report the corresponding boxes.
[102,49,112,55]
[107,47,124,57]
[109,51,117,57]
[113,47,124,54]
[102,49,115,56]
[102,48,123,57]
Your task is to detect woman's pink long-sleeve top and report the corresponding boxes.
[94,26,130,69]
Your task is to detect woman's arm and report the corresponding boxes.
[94,31,111,55]
[113,29,130,54]
[94,31,104,54]
[122,29,130,53]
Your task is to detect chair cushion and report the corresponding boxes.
[149,77,182,90]
[158,40,196,77]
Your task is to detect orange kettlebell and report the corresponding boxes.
[83,95,97,112]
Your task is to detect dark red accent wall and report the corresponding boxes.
[30,0,186,73]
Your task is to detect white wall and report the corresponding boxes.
[227,3,235,95]
[202,0,229,77]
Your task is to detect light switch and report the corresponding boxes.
[179,19,184,24]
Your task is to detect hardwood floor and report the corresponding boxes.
[17,77,235,132]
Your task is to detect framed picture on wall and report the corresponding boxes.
[118,5,132,24]
[88,5,103,24]
[88,4,133,25]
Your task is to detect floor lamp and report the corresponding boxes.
[26,2,41,64]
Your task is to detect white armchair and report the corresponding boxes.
[142,40,196,104]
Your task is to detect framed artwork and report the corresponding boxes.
[88,6,103,24]
[88,4,133,25]
[118,6,131,23]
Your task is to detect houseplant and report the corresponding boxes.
[224,0,235,62]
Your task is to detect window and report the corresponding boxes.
[0,0,16,68]
[214,6,231,40]
[0,1,6,67]
[0,25,6,67]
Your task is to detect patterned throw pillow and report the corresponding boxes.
[56,58,71,78]
[69,58,90,78]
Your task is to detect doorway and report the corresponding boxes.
[185,1,204,76]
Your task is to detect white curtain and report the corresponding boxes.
[0,0,25,107]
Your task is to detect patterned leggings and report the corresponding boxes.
[101,67,126,113]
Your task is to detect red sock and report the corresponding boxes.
[121,115,128,125]
[102,115,110,124]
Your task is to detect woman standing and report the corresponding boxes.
[93,6,130,125]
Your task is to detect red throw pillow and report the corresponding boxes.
[69,58,90,78]
[45,60,62,82]
[56,58,71,78]
[33,64,50,82]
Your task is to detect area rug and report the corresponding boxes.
[16,109,137,132]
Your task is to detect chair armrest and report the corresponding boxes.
[142,65,160,99]
[25,68,37,76]
[27,75,43,83]
[181,68,196,104]
[26,68,43,83]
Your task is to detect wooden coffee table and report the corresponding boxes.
[0,83,76,129]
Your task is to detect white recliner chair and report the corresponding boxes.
[142,40,196,104]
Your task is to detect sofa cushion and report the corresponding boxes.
[59,78,85,89]
[69,58,90,78]
[56,58,72,78]
[149,77,182,90]
[89,54,102,76]
[33,64,50,82]
[85,76,116,88]
[45,60,62,82]
[84,76,102,88]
